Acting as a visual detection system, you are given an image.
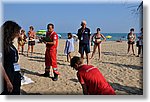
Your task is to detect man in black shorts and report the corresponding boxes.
[77,20,91,65]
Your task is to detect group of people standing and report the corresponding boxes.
[17,26,36,56]
[127,27,143,57]
[64,20,106,65]
[0,20,143,95]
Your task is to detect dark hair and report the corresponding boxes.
[130,28,134,31]
[70,56,80,67]
[29,26,34,30]
[68,33,72,39]
[47,23,54,29]
[21,29,25,33]
[2,21,21,52]
[97,28,101,31]
[141,27,143,31]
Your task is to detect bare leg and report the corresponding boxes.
[67,54,69,62]
[31,45,34,55]
[137,46,141,57]
[21,45,24,54]
[27,46,30,56]
[86,53,90,65]
[98,43,102,61]
[90,44,97,59]
[127,44,130,54]
[132,44,135,55]
[81,53,84,64]
[68,52,72,62]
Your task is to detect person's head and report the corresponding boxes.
[29,26,34,31]
[70,56,83,70]
[97,28,101,33]
[21,29,25,34]
[130,28,134,33]
[68,33,72,39]
[47,23,54,33]
[2,21,21,51]
[81,20,86,29]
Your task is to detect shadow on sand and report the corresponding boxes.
[109,82,143,95]
[102,61,143,70]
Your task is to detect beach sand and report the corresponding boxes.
[15,39,143,95]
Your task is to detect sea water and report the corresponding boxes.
[58,33,139,41]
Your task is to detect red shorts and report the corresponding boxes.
[45,48,57,68]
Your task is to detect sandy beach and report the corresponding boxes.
[15,39,143,95]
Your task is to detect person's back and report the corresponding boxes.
[68,38,74,52]
[77,65,115,95]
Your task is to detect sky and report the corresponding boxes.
[2,0,142,33]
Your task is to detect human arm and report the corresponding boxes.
[91,34,94,41]
[77,72,88,95]
[88,28,91,39]
[0,63,13,93]
[44,33,58,45]
[134,34,136,41]
[81,84,88,95]
[101,34,106,42]
[45,40,56,45]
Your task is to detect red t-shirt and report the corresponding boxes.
[46,31,58,50]
[77,65,115,95]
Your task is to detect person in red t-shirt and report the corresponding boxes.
[70,56,116,95]
[41,23,59,81]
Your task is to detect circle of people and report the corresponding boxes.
[1,20,143,95]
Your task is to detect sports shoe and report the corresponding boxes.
[53,73,58,81]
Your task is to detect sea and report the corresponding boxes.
[58,33,139,41]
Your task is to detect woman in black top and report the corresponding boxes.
[1,21,21,95]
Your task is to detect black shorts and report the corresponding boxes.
[79,43,90,55]
[28,41,35,46]
[128,41,135,44]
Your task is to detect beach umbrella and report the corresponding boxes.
[106,35,112,39]
[57,34,62,38]
[36,29,46,36]
[37,30,61,38]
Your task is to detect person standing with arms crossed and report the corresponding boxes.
[41,23,60,81]
[77,20,91,65]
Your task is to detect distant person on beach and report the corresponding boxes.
[136,28,143,57]
[41,23,60,81]
[90,28,106,61]
[77,20,91,65]
[27,26,36,56]
[70,56,116,95]
[127,28,136,55]
[1,21,21,95]
[64,33,74,62]
[18,29,27,55]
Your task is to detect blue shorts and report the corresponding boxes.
[79,43,90,55]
